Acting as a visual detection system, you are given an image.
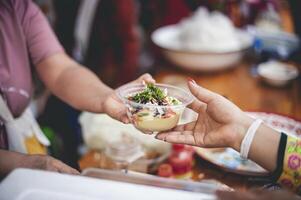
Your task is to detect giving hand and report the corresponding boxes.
[102,73,155,123]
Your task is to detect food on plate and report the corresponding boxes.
[127,83,183,133]
[178,7,242,52]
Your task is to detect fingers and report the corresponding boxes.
[138,73,155,84]
[112,105,129,124]
[173,121,196,131]
[49,157,80,175]
[188,80,217,104]
[187,99,207,112]
[125,73,155,86]
[120,114,130,124]
[155,122,196,145]
[103,94,130,124]
[156,131,196,145]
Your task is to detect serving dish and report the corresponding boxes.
[151,25,253,72]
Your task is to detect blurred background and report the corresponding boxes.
[30,0,300,187]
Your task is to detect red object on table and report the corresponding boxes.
[168,144,194,175]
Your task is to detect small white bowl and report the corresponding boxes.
[257,61,299,87]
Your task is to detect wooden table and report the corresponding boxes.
[79,60,301,191]
[154,60,301,119]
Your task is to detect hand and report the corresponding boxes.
[102,73,155,123]
[24,154,80,175]
[156,79,253,150]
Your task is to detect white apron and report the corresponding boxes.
[0,96,50,154]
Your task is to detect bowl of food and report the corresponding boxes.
[117,83,194,134]
[151,8,254,72]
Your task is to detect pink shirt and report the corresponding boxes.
[0,0,64,148]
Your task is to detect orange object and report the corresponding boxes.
[158,163,173,178]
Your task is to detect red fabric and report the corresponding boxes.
[161,0,191,26]
[54,0,139,87]
[109,0,139,86]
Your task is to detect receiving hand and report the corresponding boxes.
[102,73,155,123]
[156,79,253,150]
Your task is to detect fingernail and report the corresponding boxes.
[155,134,162,140]
[122,117,130,124]
[187,77,197,85]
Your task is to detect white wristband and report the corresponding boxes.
[240,119,263,159]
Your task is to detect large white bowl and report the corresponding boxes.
[151,25,254,72]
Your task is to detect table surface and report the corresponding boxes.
[79,60,301,191]
[154,60,301,120]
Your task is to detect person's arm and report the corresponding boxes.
[36,53,112,113]
[157,80,301,192]
[232,117,281,172]
[36,53,154,123]
[157,79,281,172]
[20,0,154,122]
[0,150,79,177]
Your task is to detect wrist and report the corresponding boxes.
[92,88,114,113]
[231,115,254,152]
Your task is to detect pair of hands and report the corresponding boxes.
[106,75,251,152]
[35,75,250,174]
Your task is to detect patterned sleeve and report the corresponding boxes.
[274,133,301,193]
[14,0,64,65]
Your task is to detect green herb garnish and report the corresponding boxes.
[137,112,150,117]
[131,83,166,104]
[171,98,180,105]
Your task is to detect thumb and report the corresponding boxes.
[188,79,217,104]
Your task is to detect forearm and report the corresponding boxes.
[232,115,281,172]
[53,64,113,112]
[0,150,28,176]
[0,150,79,176]
[37,53,113,112]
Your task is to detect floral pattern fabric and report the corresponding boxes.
[278,135,301,193]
